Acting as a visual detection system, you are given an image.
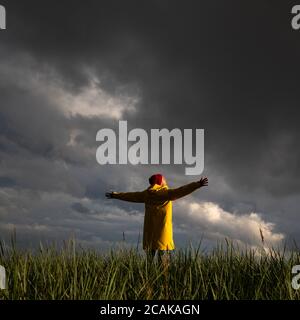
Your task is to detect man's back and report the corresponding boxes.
[143,184,174,250]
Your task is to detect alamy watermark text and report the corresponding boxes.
[96,121,204,175]
[0,5,6,30]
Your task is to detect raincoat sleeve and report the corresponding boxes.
[112,191,146,203]
[150,182,201,202]
[167,182,202,200]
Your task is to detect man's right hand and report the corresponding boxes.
[105,192,116,199]
[198,177,208,187]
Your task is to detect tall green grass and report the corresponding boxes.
[0,238,300,300]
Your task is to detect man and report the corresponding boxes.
[105,174,208,262]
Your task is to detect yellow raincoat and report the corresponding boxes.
[112,181,202,251]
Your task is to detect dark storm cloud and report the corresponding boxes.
[2,0,299,194]
[0,176,15,188]
[71,202,91,214]
[0,0,299,248]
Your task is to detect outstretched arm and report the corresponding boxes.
[149,177,208,202]
[105,190,146,203]
[168,177,208,200]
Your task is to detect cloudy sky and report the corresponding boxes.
[0,0,299,252]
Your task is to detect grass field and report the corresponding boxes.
[1,239,300,300]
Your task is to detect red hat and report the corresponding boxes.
[149,174,163,186]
